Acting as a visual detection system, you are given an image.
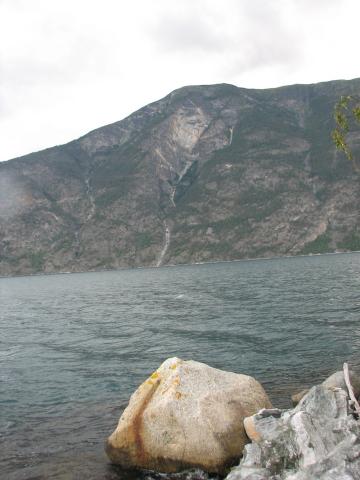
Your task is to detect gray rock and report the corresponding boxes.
[226,385,360,480]
[244,409,283,442]
[323,370,360,398]
[291,369,360,407]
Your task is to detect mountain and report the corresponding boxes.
[1,79,360,276]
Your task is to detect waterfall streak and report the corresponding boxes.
[156,221,170,267]
[229,127,233,145]
[85,174,96,221]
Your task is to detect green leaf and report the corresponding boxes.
[332,95,360,169]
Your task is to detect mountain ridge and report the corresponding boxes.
[6,77,359,164]
[1,78,360,276]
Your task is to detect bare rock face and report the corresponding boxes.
[227,385,360,480]
[105,357,272,474]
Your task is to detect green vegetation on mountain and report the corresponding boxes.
[338,231,360,251]
[300,233,332,255]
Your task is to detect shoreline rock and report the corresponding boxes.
[291,368,360,406]
[105,357,272,474]
[105,362,360,479]
[227,385,360,480]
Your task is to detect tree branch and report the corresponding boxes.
[343,362,360,416]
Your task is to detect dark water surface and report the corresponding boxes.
[1,254,360,479]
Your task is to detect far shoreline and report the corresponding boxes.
[1,249,360,281]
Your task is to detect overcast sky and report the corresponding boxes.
[1,0,359,162]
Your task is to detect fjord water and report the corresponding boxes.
[1,254,360,479]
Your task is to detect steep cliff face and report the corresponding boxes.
[1,79,360,276]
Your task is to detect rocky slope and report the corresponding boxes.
[1,78,360,276]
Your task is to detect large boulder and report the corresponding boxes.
[105,357,272,474]
[227,385,360,480]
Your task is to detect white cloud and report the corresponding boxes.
[0,0,359,161]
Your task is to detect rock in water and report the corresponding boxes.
[322,369,360,397]
[105,357,272,474]
[227,385,360,480]
[291,388,310,407]
[291,369,360,406]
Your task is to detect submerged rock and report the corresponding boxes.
[291,389,309,407]
[322,369,360,397]
[291,369,360,406]
[105,357,272,474]
[227,385,360,480]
